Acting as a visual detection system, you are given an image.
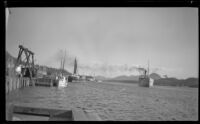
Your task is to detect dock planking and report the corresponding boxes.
[6,104,101,121]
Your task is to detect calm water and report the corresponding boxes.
[6,81,198,121]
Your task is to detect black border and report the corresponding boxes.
[2,0,199,123]
[3,0,200,7]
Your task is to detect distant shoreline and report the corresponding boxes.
[102,79,198,88]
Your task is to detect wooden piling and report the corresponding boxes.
[27,78,29,87]
[50,79,53,87]
[24,78,26,87]
[27,78,30,86]
[25,78,27,87]
[19,78,21,88]
[22,78,24,87]
[13,77,16,91]
[16,78,20,89]
[9,77,12,93]
[6,77,8,94]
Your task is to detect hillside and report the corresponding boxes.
[112,75,139,81]
[104,72,198,88]
[154,77,198,88]
[95,75,108,80]
[110,73,161,81]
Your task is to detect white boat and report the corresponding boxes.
[57,49,68,88]
[58,76,68,88]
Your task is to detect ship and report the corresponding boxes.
[138,60,154,87]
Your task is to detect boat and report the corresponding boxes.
[138,60,154,87]
[57,50,68,88]
[6,103,101,121]
[68,58,80,82]
[58,75,68,88]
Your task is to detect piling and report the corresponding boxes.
[9,77,12,93]
[16,78,19,89]
[19,78,21,88]
[27,78,30,86]
[13,77,16,91]
[6,76,32,94]
[50,79,53,87]
[31,78,35,86]
[6,77,8,94]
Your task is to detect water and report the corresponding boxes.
[6,81,198,121]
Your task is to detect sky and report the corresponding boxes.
[6,8,198,79]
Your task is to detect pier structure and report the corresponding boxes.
[6,45,37,94]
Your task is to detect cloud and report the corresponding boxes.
[150,66,183,78]
[76,62,141,77]
[50,49,182,78]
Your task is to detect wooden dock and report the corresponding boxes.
[5,75,58,95]
[6,76,35,94]
[35,77,55,87]
[6,103,101,121]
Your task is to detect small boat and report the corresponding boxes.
[57,50,68,88]
[6,103,101,121]
[58,76,68,88]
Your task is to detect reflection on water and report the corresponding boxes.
[6,81,198,121]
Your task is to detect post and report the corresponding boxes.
[6,77,8,94]
[50,79,53,87]
[9,77,12,93]
[16,77,18,89]
[13,77,16,90]
[25,78,27,87]
[27,78,30,86]
[32,78,35,86]
[22,78,24,87]
[19,77,21,88]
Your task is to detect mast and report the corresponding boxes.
[74,58,77,75]
[60,50,63,75]
[60,58,63,72]
[62,50,66,74]
[147,60,150,76]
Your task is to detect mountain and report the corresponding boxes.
[149,73,161,80]
[111,75,139,81]
[184,78,198,87]
[110,73,161,81]
[154,77,198,88]
[113,75,128,80]
[95,75,108,80]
